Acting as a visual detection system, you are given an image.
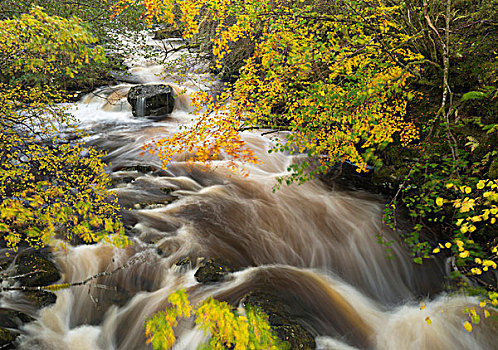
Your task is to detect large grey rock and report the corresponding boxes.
[127,84,175,120]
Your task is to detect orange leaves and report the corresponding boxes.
[144,91,260,175]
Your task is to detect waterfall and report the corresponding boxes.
[12,36,497,350]
[136,95,146,118]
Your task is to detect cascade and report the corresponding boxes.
[136,95,146,118]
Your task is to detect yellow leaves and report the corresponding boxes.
[454,197,476,213]
[144,291,193,349]
[145,290,282,350]
[110,0,422,176]
[471,267,482,275]
[436,197,444,206]
[1,7,104,76]
[482,259,497,271]
[0,8,125,251]
[1,125,128,249]
[463,321,473,332]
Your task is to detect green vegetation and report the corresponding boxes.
[0,7,128,250]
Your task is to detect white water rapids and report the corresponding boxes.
[9,35,497,349]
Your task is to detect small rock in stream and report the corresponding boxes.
[23,290,57,308]
[0,309,34,329]
[194,258,234,284]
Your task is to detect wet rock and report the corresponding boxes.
[0,327,14,349]
[16,253,61,287]
[194,259,233,284]
[23,290,57,308]
[242,292,316,350]
[0,308,34,329]
[119,165,155,173]
[127,84,175,119]
[175,256,194,273]
[111,175,136,186]
[0,255,13,272]
[133,198,176,210]
[161,187,172,194]
[176,256,193,267]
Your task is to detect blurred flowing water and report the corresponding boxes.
[10,35,497,350]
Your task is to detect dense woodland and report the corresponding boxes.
[0,0,497,349]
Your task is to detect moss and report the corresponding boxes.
[242,292,316,350]
[194,258,234,284]
[488,159,498,179]
[0,328,13,348]
[16,253,61,287]
[23,291,57,308]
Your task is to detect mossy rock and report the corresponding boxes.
[23,290,57,308]
[0,328,14,348]
[242,292,315,350]
[154,28,182,39]
[119,165,155,173]
[0,308,34,329]
[488,158,498,179]
[16,253,61,287]
[194,258,234,284]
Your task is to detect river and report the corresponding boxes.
[14,34,497,350]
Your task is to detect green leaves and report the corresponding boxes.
[461,91,489,102]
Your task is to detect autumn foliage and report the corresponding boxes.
[111,0,421,180]
[0,7,128,250]
[145,290,284,350]
[110,0,498,336]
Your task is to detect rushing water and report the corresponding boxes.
[11,36,497,349]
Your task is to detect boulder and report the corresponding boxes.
[242,292,316,350]
[154,28,182,39]
[127,84,175,119]
[0,308,34,329]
